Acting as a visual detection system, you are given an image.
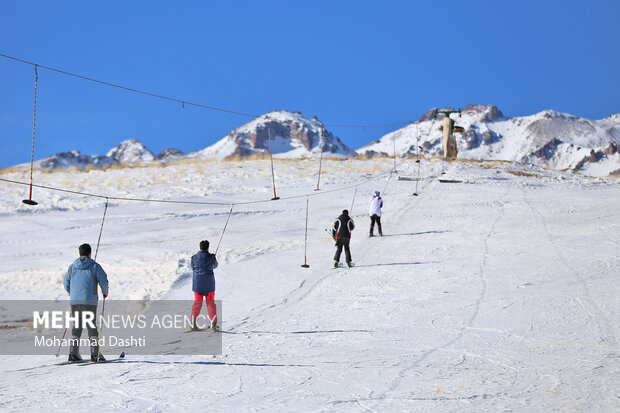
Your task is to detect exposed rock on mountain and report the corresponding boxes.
[194,110,356,160]
[357,105,620,176]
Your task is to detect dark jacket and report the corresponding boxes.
[63,257,109,304]
[333,214,355,240]
[191,251,219,294]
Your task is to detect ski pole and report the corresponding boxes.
[96,296,106,360]
[55,326,68,358]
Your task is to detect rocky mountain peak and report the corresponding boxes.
[106,139,155,164]
[196,110,356,160]
[462,104,504,122]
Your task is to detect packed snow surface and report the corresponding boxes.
[0,158,618,412]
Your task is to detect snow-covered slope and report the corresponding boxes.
[36,139,180,170]
[358,105,620,176]
[0,159,618,411]
[193,110,357,160]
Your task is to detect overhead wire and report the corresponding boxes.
[0,52,411,130]
[0,53,258,119]
[0,168,391,208]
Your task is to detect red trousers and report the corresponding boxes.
[191,292,217,325]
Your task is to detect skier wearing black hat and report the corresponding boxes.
[332,209,355,267]
[190,240,219,331]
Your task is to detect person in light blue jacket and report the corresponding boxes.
[63,243,109,362]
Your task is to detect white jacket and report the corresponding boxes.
[369,196,383,217]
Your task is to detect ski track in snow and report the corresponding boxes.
[0,158,618,412]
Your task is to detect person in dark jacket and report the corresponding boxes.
[63,243,109,362]
[332,209,355,267]
[190,240,219,331]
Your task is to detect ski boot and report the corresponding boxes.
[190,320,200,331]
[210,319,219,332]
[347,261,354,268]
[90,336,106,362]
[91,351,106,362]
[68,336,82,362]
[334,260,339,268]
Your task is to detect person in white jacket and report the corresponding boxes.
[369,191,383,237]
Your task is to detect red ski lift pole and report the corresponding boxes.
[23,65,39,206]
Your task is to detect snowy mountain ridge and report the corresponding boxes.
[16,106,620,176]
[105,138,155,164]
[358,104,620,176]
[37,139,181,171]
[193,110,357,160]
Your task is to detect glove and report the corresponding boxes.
[103,292,108,298]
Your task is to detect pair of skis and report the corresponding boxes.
[58,352,126,366]
[185,326,220,333]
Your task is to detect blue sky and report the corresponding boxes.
[1,0,618,168]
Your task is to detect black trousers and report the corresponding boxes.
[370,214,382,234]
[70,304,99,339]
[334,238,352,263]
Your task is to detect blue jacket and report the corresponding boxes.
[191,251,218,294]
[63,257,109,304]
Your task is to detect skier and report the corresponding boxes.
[63,243,109,362]
[332,209,355,268]
[369,190,383,237]
[190,240,219,331]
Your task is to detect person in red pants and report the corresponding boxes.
[190,240,219,331]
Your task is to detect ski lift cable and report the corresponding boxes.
[301,196,310,268]
[28,65,37,190]
[382,170,395,197]
[0,53,258,119]
[266,118,279,200]
[215,205,234,255]
[0,168,391,208]
[0,53,411,130]
[93,198,109,261]
[350,187,358,214]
